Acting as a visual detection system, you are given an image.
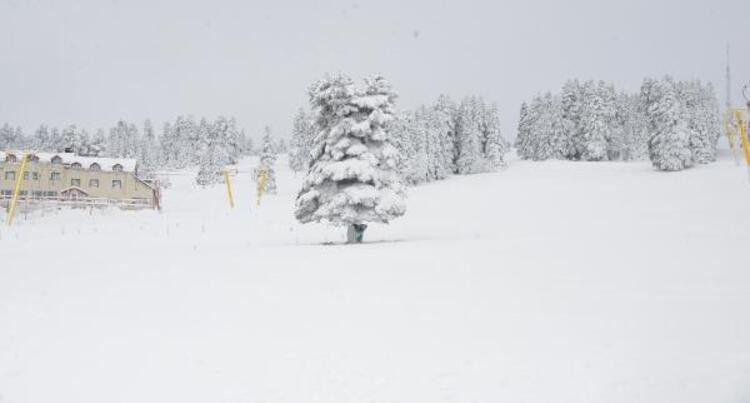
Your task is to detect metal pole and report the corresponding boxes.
[224,169,235,209]
[7,153,28,226]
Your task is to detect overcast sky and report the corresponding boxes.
[1,0,748,142]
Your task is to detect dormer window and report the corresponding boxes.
[112,164,124,172]
[70,162,82,169]
[28,154,39,162]
[51,155,63,164]
[5,154,17,163]
[89,163,101,171]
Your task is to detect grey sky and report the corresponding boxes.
[1,0,748,143]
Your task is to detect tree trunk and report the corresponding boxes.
[346,223,367,244]
[346,224,357,243]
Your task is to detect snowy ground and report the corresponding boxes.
[2,153,750,403]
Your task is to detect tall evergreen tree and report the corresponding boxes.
[196,119,227,186]
[643,76,693,171]
[295,74,406,242]
[253,127,278,194]
[454,96,484,174]
[289,108,315,173]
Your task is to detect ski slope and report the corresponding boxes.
[1,154,750,403]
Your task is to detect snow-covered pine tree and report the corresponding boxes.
[108,121,128,157]
[13,126,26,149]
[295,74,406,242]
[642,76,693,171]
[608,92,630,161]
[478,101,507,168]
[125,123,140,158]
[0,123,17,150]
[530,93,569,160]
[225,117,242,164]
[211,116,232,165]
[595,83,624,161]
[560,79,583,160]
[515,102,533,159]
[389,110,420,184]
[159,121,177,167]
[619,93,649,161]
[236,129,249,157]
[31,125,50,150]
[680,80,720,164]
[424,101,454,180]
[171,116,196,168]
[434,94,458,172]
[139,119,159,176]
[575,80,609,161]
[244,133,254,156]
[48,127,62,152]
[88,128,108,157]
[61,124,89,155]
[276,138,288,154]
[454,96,484,174]
[195,119,226,186]
[289,108,315,173]
[253,127,278,194]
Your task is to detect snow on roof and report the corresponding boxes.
[0,150,137,172]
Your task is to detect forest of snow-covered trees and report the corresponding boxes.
[289,93,509,187]
[515,76,721,171]
[0,116,261,182]
[1,75,723,191]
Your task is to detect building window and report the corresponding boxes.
[89,179,99,188]
[51,156,63,164]
[28,155,39,162]
[32,172,39,180]
[71,178,81,187]
[32,191,44,198]
[0,190,12,196]
[50,172,61,181]
[23,171,29,180]
[112,164,124,172]
[5,171,15,181]
[70,162,82,169]
[89,163,101,171]
[5,154,17,163]
[112,180,122,189]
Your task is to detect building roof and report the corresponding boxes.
[0,150,137,173]
[60,186,89,195]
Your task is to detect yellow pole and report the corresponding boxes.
[7,153,28,226]
[224,169,235,209]
[734,110,750,166]
[724,110,739,165]
[256,167,268,207]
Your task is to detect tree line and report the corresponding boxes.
[515,77,721,170]
[0,116,266,180]
[288,93,510,186]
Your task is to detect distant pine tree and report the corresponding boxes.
[289,108,315,174]
[253,127,278,194]
[643,76,693,171]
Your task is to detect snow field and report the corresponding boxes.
[1,154,750,402]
